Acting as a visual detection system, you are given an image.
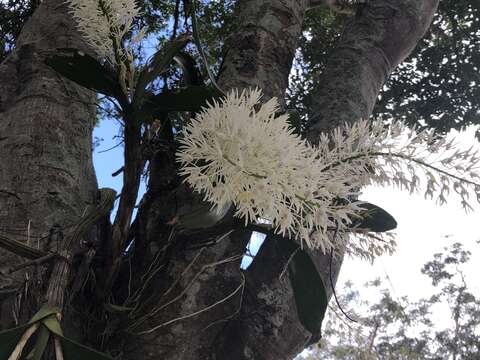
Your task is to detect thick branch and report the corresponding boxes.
[215,0,440,358]
[301,0,439,349]
[218,0,308,103]
[215,235,312,359]
[306,0,440,139]
[107,109,142,294]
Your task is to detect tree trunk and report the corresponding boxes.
[0,0,98,327]
[0,0,439,359]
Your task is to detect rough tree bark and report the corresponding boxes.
[0,0,438,359]
[0,0,98,327]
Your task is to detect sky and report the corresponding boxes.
[341,129,480,301]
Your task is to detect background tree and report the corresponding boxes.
[303,242,480,359]
[288,0,480,135]
[1,0,475,359]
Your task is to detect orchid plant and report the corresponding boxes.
[60,0,480,261]
[177,89,480,257]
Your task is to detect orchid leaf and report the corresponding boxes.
[45,48,122,99]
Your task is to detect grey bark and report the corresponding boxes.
[0,0,98,326]
[0,0,439,359]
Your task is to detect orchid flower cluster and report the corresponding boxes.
[66,0,144,98]
[177,89,480,256]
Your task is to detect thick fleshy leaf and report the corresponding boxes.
[36,311,113,359]
[58,335,114,360]
[0,323,31,359]
[104,303,134,313]
[42,315,63,337]
[30,306,61,324]
[45,48,122,99]
[355,202,397,232]
[0,305,113,360]
[287,243,328,338]
[134,35,190,103]
[29,325,50,360]
[142,85,223,116]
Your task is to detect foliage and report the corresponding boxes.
[301,242,480,359]
[376,0,480,133]
[0,0,33,62]
[0,306,113,359]
[288,0,480,135]
[43,1,407,258]
[2,1,479,133]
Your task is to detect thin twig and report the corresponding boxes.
[202,272,246,331]
[98,140,125,153]
[128,253,243,330]
[329,226,358,323]
[279,248,299,280]
[111,166,124,176]
[133,274,245,335]
[171,0,181,40]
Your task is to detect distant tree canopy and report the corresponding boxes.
[2,0,478,132]
[0,0,35,60]
[303,242,480,360]
[289,0,480,134]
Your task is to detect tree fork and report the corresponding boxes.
[126,0,445,358]
[0,0,442,359]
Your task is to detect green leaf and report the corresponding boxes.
[0,306,61,358]
[30,306,61,324]
[142,85,223,117]
[134,35,191,104]
[285,109,302,136]
[58,335,114,360]
[45,48,123,99]
[0,305,113,360]
[36,308,113,359]
[104,303,134,313]
[355,202,397,232]
[28,325,50,360]
[288,244,328,339]
[42,315,63,337]
[0,323,31,359]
